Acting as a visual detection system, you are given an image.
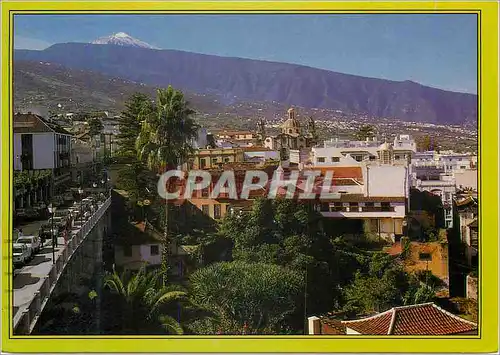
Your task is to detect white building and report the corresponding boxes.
[14,113,72,171]
[313,134,416,165]
[312,163,410,241]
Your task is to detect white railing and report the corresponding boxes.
[13,196,111,335]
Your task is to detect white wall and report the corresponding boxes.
[454,169,478,191]
[13,132,55,170]
[33,133,55,169]
[365,165,408,197]
[13,134,22,170]
[115,243,162,270]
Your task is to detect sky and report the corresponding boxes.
[14,14,477,94]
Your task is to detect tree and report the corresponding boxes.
[103,265,187,334]
[342,253,435,316]
[88,117,104,138]
[188,261,304,334]
[116,93,155,161]
[135,86,200,283]
[355,124,376,141]
[416,135,439,152]
[219,198,358,322]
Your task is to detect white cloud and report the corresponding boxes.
[14,35,52,50]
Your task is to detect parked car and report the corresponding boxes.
[40,224,58,240]
[13,243,30,266]
[15,208,27,218]
[48,215,64,224]
[63,192,74,203]
[25,208,40,220]
[16,235,41,256]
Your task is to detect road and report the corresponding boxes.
[12,236,67,318]
[13,219,47,240]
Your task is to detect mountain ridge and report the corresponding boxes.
[14,43,477,125]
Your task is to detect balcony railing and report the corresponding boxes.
[320,205,396,213]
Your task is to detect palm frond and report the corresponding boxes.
[158,314,184,335]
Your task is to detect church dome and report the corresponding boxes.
[282,117,301,130]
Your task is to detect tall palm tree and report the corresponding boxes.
[104,265,187,334]
[136,86,199,283]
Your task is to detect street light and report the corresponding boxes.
[78,187,84,227]
[47,204,56,264]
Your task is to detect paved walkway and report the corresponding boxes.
[13,236,67,317]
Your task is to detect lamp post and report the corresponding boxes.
[48,204,56,264]
[78,187,84,227]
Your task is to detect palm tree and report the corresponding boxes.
[136,86,199,283]
[104,265,187,334]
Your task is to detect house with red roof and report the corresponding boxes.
[308,303,477,335]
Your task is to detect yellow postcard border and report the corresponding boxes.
[2,1,498,353]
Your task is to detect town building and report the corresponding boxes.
[454,194,478,268]
[311,134,416,166]
[13,112,73,210]
[308,303,477,335]
[385,237,450,293]
[315,164,410,242]
[262,108,318,160]
[411,166,456,229]
[188,147,245,170]
[215,130,256,147]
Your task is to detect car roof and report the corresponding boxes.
[12,243,26,247]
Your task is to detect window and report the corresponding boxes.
[224,157,230,163]
[381,202,391,211]
[212,158,218,163]
[201,205,209,215]
[349,202,359,208]
[214,204,221,219]
[150,245,159,256]
[354,155,363,162]
[331,157,340,162]
[200,158,206,168]
[123,246,132,257]
[365,202,374,207]
[419,253,432,261]
[317,157,326,163]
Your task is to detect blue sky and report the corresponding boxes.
[14,14,477,93]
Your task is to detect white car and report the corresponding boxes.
[16,235,41,256]
[13,243,30,266]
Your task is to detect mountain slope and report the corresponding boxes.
[14,43,477,124]
[13,60,223,114]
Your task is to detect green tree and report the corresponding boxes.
[116,93,155,161]
[135,86,200,283]
[219,198,357,322]
[103,265,187,334]
[188,261,304,334]
[88,117,104,138]
[342,253,435,316]
[354,124,376,141]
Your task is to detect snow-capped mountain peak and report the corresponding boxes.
[91,32,158,49]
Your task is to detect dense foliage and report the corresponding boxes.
[103,265,187,334]
[188,261,304,334]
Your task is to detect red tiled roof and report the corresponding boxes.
[343,311,393,335]
[310,166,363,180]
[340,303,477,335]
[14,113,72,135]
